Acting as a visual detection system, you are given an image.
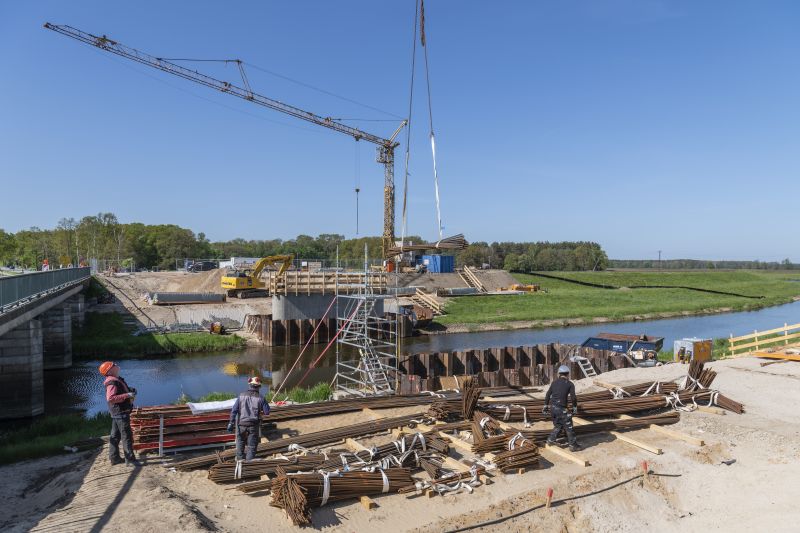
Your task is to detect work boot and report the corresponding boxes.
[569,443,583,452]
[545,438,557,447]
[109,456,124,466]
[125,457,142,468]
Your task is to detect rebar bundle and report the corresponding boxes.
[684,360,717,391]
[317,431,449,471]
[398,466,486,494]
[207,454,326,484]
[270,468,415,526]
[492,433,540,472]
[461,377,480,420]
[172,413,426,471]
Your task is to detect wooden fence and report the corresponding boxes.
[728,322,800,356]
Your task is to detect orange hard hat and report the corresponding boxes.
[248,376,262,386]
[99,361,116,376]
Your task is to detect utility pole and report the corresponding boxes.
[658,250,662,270]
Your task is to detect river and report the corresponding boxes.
[48,300,800,415]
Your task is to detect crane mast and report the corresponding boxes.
[44,23,406,257]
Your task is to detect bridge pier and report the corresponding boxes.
[66,293,86,330]
[0,320,44,419]
[41,304,72,370]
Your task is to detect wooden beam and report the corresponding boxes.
[360,496,377,510]
[345,437,372,453]
[618,414,704,446]
[696,405,726,415]
[573,416,662,455]
[541,444,589,467]
[362,407,381,420]
[441,455,470,472]
[436,431,475,453]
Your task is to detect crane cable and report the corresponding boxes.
[420,0,443,241]
[400,0,420,253]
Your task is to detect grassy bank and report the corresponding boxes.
[0,412,110,465]
[438,270,800,327]
[176,383,333,405]
[73,313,247,357]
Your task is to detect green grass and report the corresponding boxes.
[73,313,247,357]
[0,412,111,465]
[438,270,800,326]
[175,383,333,405]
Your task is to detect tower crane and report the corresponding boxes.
[44,23,407,257]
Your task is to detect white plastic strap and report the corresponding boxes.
[479,416,491,429]
[503,406,511,421]
[511,404,529,427]
[321,471,341,506]
[234,460,243,480]
[508,432,527,450]
[611,387,630,399]
[380,468,390,493]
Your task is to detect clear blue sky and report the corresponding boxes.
[1,1,798,261]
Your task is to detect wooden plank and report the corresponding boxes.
[541,444,589,467]
[360,495,377,510]
[753,350,800,361]
[733,331,800,352]
[696,405,726,415]
[436,431,475,453]
[441,455,470,472]
[573,416,662,455]
[618,414,704,446]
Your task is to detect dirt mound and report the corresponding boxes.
[174,269,227,294]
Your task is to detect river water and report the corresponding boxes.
[48,300,800,415]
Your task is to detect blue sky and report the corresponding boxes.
[1,1,798,261]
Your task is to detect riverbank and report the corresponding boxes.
[73,312,247,357]
[435,270,800,332]
[0,412,110,465]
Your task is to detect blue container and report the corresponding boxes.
[422,255,455,273]
[581,333,664,353]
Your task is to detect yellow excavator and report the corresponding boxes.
[220,255,293,299]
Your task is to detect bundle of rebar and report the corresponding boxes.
[462,376,480,420]
[426,400,453,421]
[172,412,426,471]
[712,392,745,414]
[684,360,717,391]
[317,431,449,471]
[492,433,540,472]
[207,454,326,484]
[398,466,486,494]
[270,468,415,526]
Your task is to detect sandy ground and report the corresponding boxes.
[3,357,800,532]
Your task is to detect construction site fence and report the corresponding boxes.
[246,313,415,347]
[728,322,800,356]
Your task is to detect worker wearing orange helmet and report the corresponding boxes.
[227,376,270,460]
[99,361,140,467]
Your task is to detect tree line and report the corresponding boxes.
[0,214,611,272]
[609,259,800,270]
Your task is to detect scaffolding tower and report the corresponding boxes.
[334,248,398,397]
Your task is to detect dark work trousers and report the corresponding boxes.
[548,406,578,446]
[236,423,260,460]
[110,414,135,461]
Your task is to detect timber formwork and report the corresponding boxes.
[266,271,389,296]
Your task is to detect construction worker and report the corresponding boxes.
[542,365,582,451]
[227,376,270,460]
[99,361,140,466]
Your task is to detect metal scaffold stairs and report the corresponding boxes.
[574,356,598,378]
[359,347,393,394]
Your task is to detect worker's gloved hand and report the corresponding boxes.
[227,424,235,433]
[127,392,136,399]
[129,387,137,394]
[572,406,578,415]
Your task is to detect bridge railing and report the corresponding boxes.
[0,267,91,316]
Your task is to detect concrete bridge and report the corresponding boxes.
[0,268,90,419]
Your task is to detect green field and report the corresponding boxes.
[0,412,110,465]
[438,270,800,327]
[73,313,247,357]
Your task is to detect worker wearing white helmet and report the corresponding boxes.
[542,365,581,451]
[228,376,271,460]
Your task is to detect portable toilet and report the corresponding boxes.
[673,338,712,364]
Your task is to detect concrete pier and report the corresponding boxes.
[0,320,44,419]
[41,305,72,370]
[66,293,86,329]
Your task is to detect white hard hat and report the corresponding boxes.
[558,365,570,374]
